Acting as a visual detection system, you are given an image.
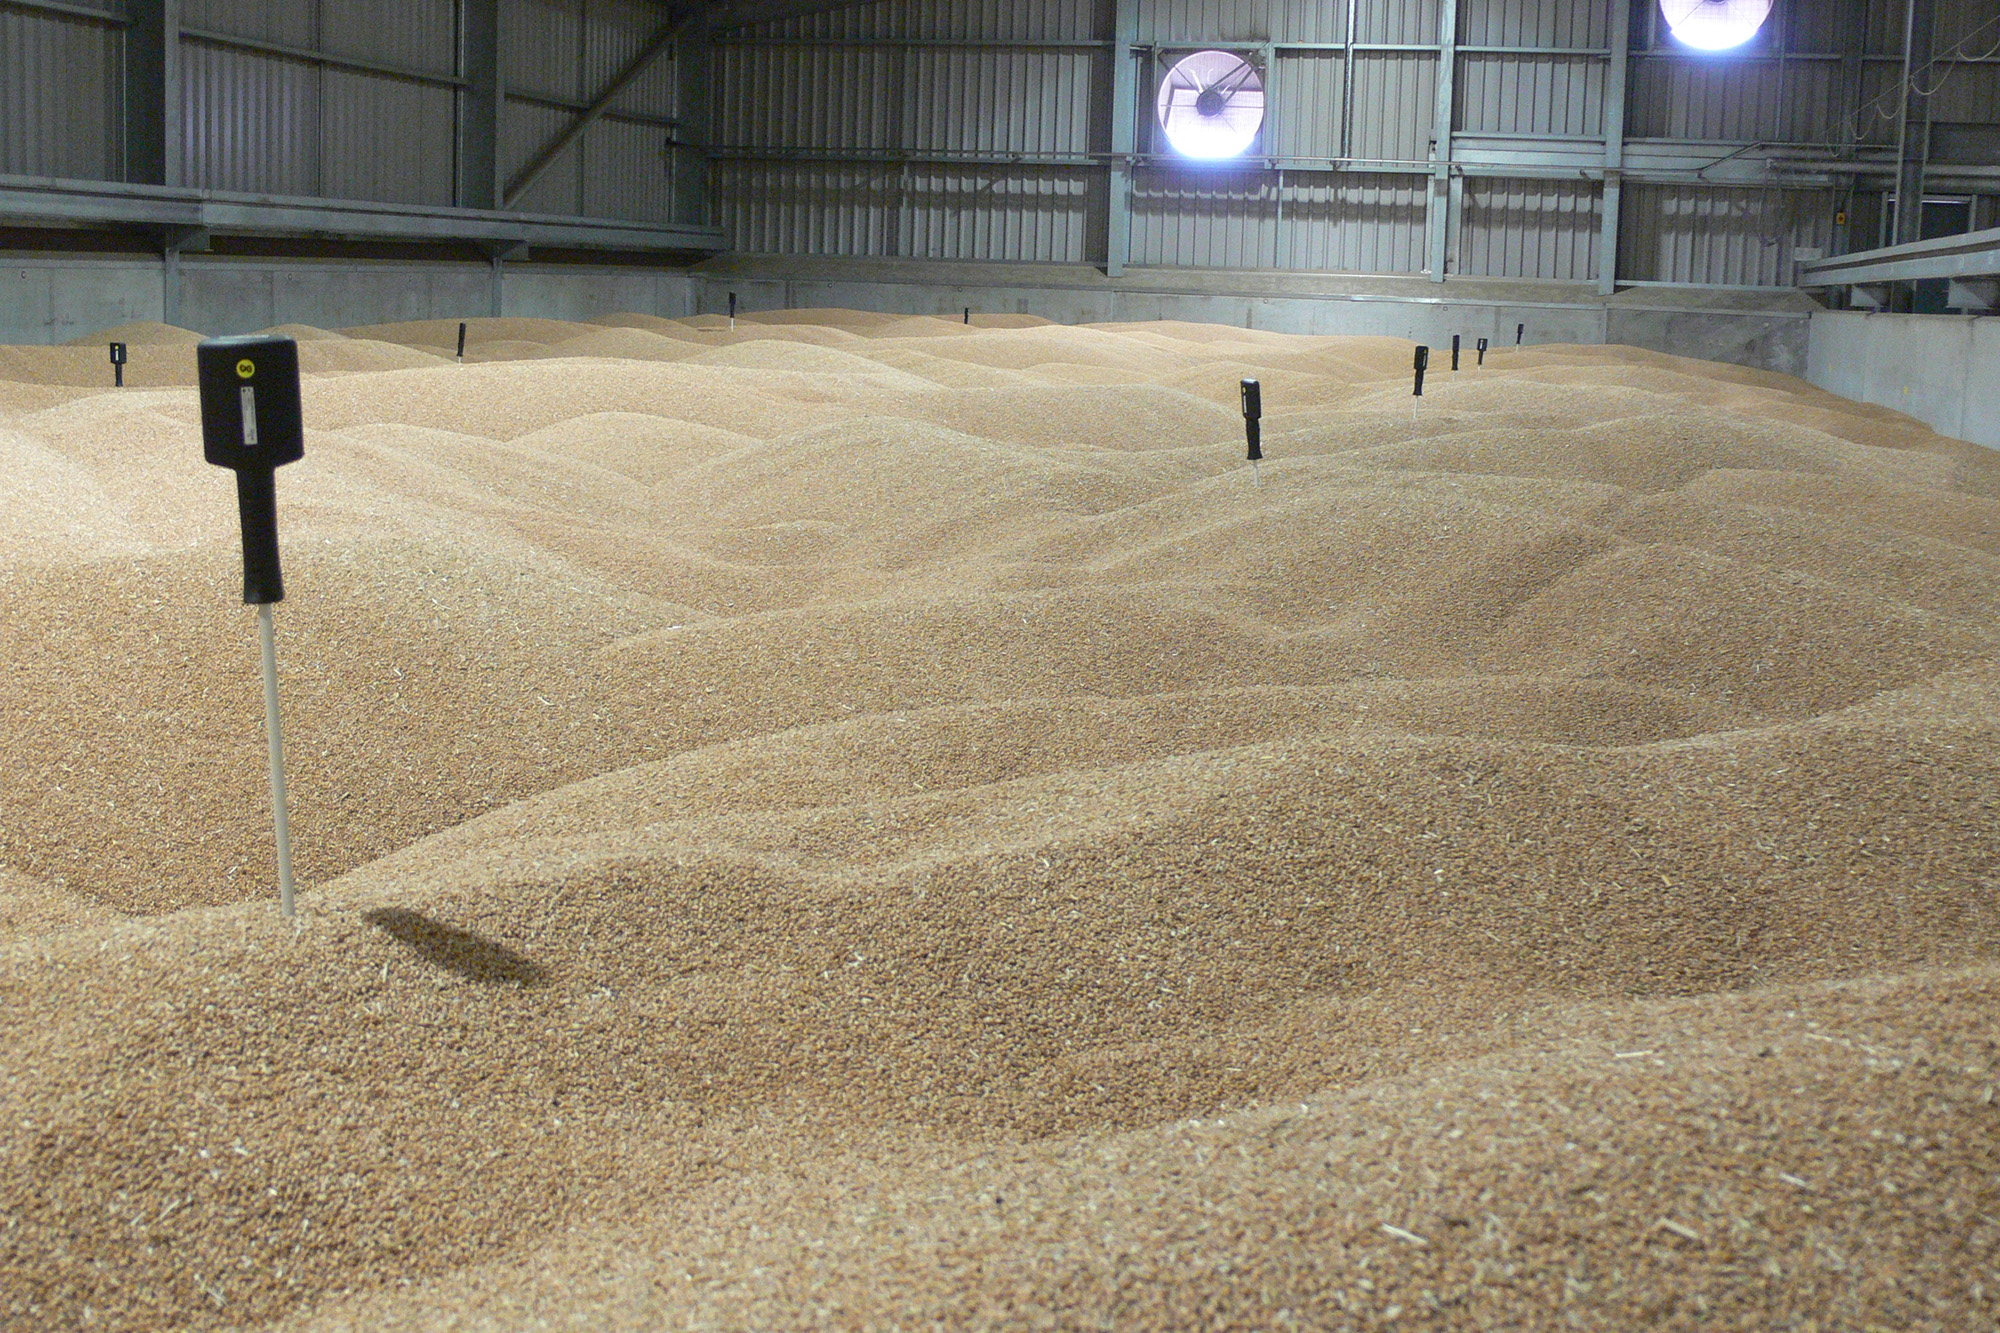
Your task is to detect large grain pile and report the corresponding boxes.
[0,311,1995,1331]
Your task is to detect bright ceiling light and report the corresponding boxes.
[1660,0,1773,50]
[1156,50,1266,160]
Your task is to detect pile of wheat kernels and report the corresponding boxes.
[1,312,1995,1332]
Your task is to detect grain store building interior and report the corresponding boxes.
[3,1,2000,1329]
[3,0,1997,438]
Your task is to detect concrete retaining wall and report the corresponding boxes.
[1805,311,2000,451]
[0,255,695,343]
[689,262,1813,376]
[4,251,1822,389]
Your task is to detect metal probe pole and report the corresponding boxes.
[258,602,296,918]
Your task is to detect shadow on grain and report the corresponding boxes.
[363,907,548,987]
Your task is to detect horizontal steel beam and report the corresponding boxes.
[714,36,1111,48]
[704,0,882,32]
[705,136,1958,191]
[0,0,125,23]
[505,90,675,132]
[180,26,463,89]
[0,174,726,254]
[1797,225,2000,286]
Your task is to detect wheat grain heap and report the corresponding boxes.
[0,309,1995,1330]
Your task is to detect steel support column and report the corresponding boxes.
[1105,0,1138,277]
[1425,0,1458,281]
[673,13,712,230]
[123,0,179,187]
[1597,0,1629,295]
[456,0,501,210]
[1892,0,1934,248]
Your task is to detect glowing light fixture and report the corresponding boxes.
[1156,50,1265,159]
[1659,0,1772,50]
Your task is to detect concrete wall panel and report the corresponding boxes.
[0,258,694,342]
[1805,311,1999,451]
[0,257,1870,418]
[503,268,694,322]
[0,262,166,345]
[1606,308,1809,375]
[1968,320,2000,453]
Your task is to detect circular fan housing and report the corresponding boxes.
[1157,50,1266,160]
[1659,0,1772,50]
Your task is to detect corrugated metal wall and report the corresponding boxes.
[0,5,121,180]
[1277,173,1428,272]
[1621,183,1837,286]
[500,0,679,220]
[710,0,1105,260]
[4,0,1998,286]
[707,0,1999,284]
[0,0,678,221]
[1459,179,1599,280]
[180,0,458,204]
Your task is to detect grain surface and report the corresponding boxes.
[0,312,1995,1332]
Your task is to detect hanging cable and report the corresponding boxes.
[1850,5,2000,132]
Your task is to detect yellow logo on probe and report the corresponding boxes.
[236,359,256,379]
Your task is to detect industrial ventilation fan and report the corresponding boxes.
[1156,49,1266,160]
[1659,0,1773,50]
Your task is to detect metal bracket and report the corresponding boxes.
[157,224,211,253]
[1947,278,1999,312]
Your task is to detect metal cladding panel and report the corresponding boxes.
[1628,56,1787,141]
[1775,59,1844,144]
[1458,178,1598,280]
[1852,64,1902,146]
[1864,0,1906,55]
[1784,0,1853,52]
[1935,0,2000,48]
[1264,0,1350,44]
[321,0,457,78]
[321,70,455,204]
[581,118,675,221]
[731,0,897,41]
[1457,54,1604,136]
[1349,53,1437,163]
[1621,184,1836,286]
[182,0,316,47]
[904,167,1096,262]
[1353,0,1444,46]
[506,0,584,101]
[713,161,895,255]
[1276,173,1426,272]
[1130,165,1278,268]
[904,48,1097,154]
[586,0,676,119]
[503,98,584,213]
[733,0,1104,42]
[181,44,323,195]
[1135,0,1278,45]
[1930,64,2000,125]
[714,45,897,150]
[0,9,118,179]
[1130,0,1351,43]
[1458,0,1608,48]
[1270,52,1346,159]
[904,0,1108,43]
